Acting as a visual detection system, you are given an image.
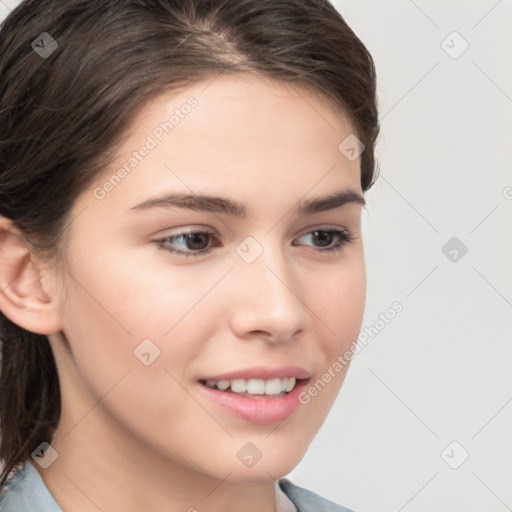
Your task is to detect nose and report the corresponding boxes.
[229,243,308,344]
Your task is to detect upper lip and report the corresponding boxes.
[199,365,311,382]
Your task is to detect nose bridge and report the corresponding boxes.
[230,236,307,340]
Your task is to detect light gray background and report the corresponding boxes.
[1,1,510,511]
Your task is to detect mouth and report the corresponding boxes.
[196,367,311,424]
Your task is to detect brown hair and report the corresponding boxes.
[0,0,379,489]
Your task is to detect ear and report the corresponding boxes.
[0,216,63,335]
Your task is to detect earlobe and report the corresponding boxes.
[0,216,63,335]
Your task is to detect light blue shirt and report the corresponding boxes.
[0,461,355,512]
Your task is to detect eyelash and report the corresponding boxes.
[153,228,354,258]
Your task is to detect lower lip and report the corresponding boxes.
[197,380,309,425]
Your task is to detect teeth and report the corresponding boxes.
[216,380,230,390]
[284,378,295,392]
[247,379,265,394]
[230,379,246,393]
[204,377,297,395]
[264,378,282,395]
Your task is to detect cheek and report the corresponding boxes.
[58,259,217,449]
[308,255,366,355]
[64,241,224,338]
[58,249,228,394]
[289,259,366,434]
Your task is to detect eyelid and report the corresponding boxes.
[153,224,217,236]
[293,223,354,243]
[295,223,350,236]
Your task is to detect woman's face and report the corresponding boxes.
[49,73,366,482]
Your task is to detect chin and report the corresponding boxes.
[225,462,297,484]
[222,443,308,484]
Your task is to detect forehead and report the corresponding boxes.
[125,72,354,152]
[78,73,362,218]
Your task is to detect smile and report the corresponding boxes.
[196,367,311,424]
[200,377,297,397]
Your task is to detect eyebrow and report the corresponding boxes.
[128,189,365,216]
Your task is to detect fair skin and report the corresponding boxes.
[0,73,366,511]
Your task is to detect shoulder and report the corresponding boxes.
[0,461,62,512]
[278,478,355,512]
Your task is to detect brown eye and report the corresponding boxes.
[311,230,335,247]
[155,230,219,257]
[182,233,210,251]
[293,229,352,253]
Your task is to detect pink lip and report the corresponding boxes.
[197,378,310,425]
[199,365,311,381]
